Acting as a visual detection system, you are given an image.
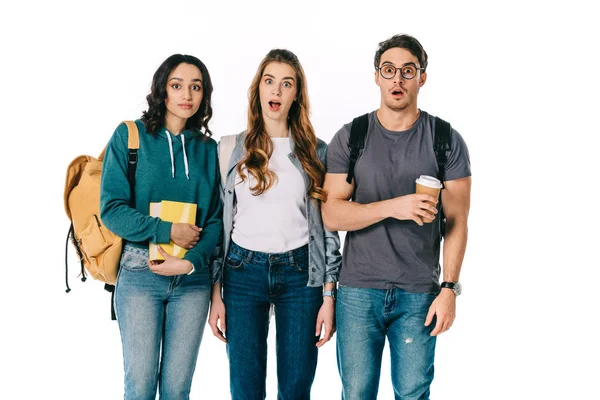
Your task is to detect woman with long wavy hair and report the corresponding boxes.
[208,49,342,400]
[100,54,222,399]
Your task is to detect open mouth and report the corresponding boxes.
[391,89,404,96]
[268,101,281,111]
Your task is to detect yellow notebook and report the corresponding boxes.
[149,200,197,262]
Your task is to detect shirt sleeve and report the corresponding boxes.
[444,128,471,182]
[326,123,352,174]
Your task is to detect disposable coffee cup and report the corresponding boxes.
[415,175,442,223]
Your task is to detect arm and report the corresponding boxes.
[182,153,224,272]
[100,124,172,244]
[321,173,438,232]
[208,140,229,342]
[316,281,336,348]
[209,282,226,343]
[441,176,471,283]
[425,176,471,336]
[209,140,227,284]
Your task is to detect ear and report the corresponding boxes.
[374,69,381,87]
[419,71,427,87]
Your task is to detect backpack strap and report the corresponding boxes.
[346,113,369,184]
[108,121,140,320]
[123,121,140,207]
[219,135,237,190]
[433,116,452,239]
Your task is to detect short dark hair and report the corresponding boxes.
[142,54,214,137]
[374,34,428,72]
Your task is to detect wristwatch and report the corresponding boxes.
[440,281,462,296]
[322,288,337,301]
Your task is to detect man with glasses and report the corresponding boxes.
[323,34,471,399]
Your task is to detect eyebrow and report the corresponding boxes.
[381,61,418,68]
[169,77,203,83]
[263,73,296,82]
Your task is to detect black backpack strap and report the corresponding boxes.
[65,222,87,293]
[346,113,369,184]
[127,149,138,206]
[65,224,74,293]
[434,116,452,239]
[104,284,117,320]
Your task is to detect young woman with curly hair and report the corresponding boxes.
[100,54,222,399]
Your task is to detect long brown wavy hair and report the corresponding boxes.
[238,49,326,201]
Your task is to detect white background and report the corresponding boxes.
[1,0,598,399]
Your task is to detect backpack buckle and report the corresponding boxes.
[128,150,138,165]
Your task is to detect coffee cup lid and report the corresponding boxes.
[415,175,442,189]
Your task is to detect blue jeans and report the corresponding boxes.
[115,244,211,400]
[223,241,323,400]
[336,286,438,400]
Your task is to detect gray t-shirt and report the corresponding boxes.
[327,110,471,292]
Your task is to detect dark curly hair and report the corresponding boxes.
[374,34,428,72]
[141,54,213,137]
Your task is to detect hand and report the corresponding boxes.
[209,294,227,343]
[315,297,335,348]
[149,247,194,276]
[170,223,202,249]
[388,194,438,226]
[424,289,456,336]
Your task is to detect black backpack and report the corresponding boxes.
[345,113,452,240]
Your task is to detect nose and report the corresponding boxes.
[392,69,404,84]
[183,87,192,100]
[271,85,281,96]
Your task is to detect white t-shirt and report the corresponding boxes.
[231,138,309,253]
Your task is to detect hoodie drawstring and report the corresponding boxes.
[166,131,175,178]
[165,130,190,179]
[181,135,190,179]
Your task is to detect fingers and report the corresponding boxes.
[424,305,435,327]
[417,194,439,204]
[209,313,227,343]
[220,315,227,335]
[430,316,453,336]
[426,306,454,336]
[430,319,443,336]
[190,224,202,232]
[316,322,333,348]
[209,320,227,343]
[315,317,323,337]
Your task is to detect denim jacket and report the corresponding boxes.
[210,132,341,287]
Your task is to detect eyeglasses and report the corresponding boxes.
[376,63,424,80]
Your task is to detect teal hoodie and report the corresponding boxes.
[100,120,222,279]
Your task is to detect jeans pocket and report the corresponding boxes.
[120,249,149,272]
[225,250,244,270]
[291,254,309,272]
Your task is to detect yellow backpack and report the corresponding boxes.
[64,121,140,318]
